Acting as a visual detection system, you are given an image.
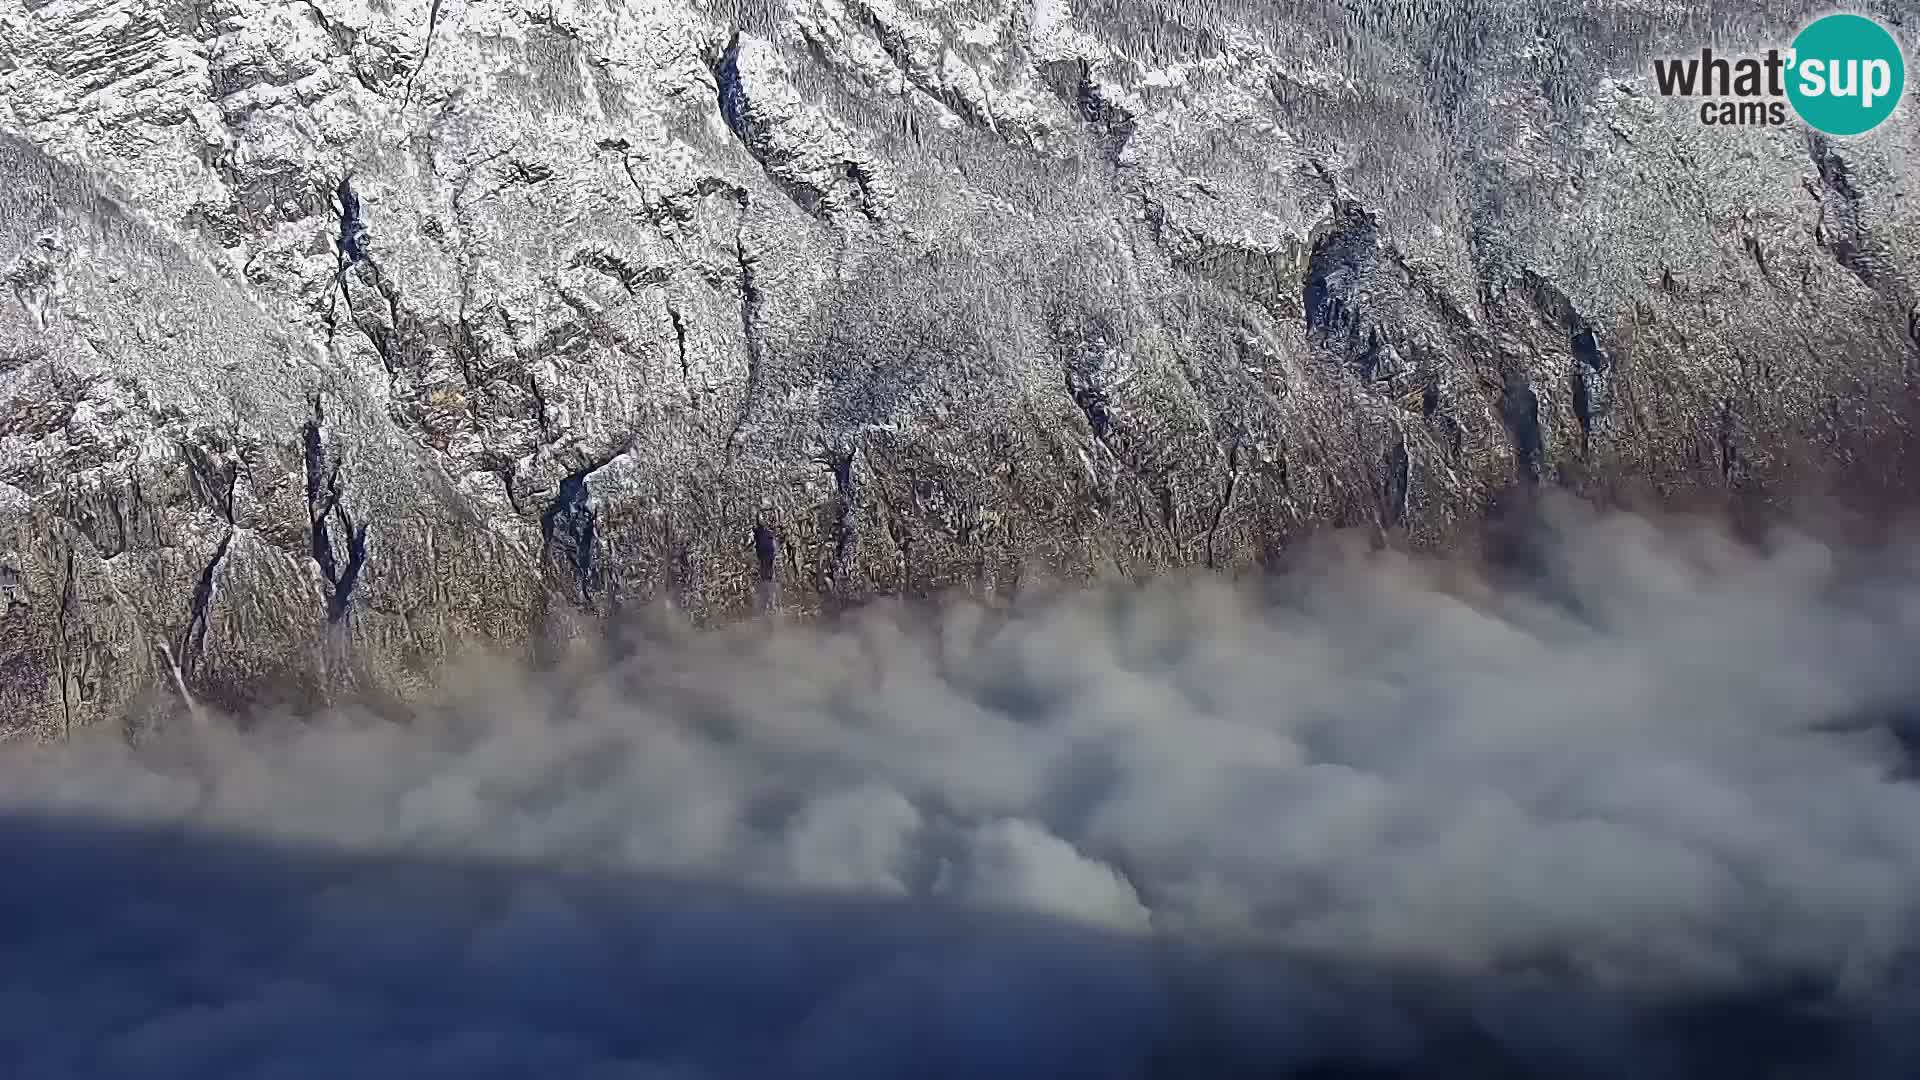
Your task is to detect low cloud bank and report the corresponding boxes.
[8,501,1920,1077]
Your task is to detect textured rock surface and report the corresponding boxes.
[2,0,1917,737]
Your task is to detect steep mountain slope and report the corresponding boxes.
[3,0,1917,736]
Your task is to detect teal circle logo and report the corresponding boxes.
[1787,14,1906,136]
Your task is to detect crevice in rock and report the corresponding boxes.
[1064,361,1116,515]
[726,232,764,459]
[843,160,884,223]
[1807,134,1878,291]
[847,3,997,134]
[304,412,338,574]
[753,521,778,611]
[574,249,666,295]
[1038,58,1135,163]
[1503,270,1611,463]
[324,513,368,623]
[708,34,837,222]
[1717,397,1739,485]
[540,450,624,611]
[623,160,750,229]
[303,398,368,623]
[1571,327,1609,373]
[550,287,607,357]
[401,0,446,108]
[1743,233,1773,284]
[505,158,555,187]
[542,472,600,606]
[322,179,357,341]
[54,550,75,739]
[366,273,406,376]
[1354,325,1405,387]
[183,436,239,526]
[450,296,481,392]
[753,521,777,582]
[1499,372,1543,484]
[668,303,692,399]
[1516,268,1581,331]
[329,175,405,377]
[1297,198,1421,398]
[336,176,366,267]
[1068,376,1113,443]
[1570,326,1612,455]
[1304,203,1379,343]
[712,32,753,144]
[179,527,233,678]
[1382,437,1411,531]
[1205,437,1242,569]
[821,451,857,595]
[528,373,552,438]
[501,470,526,516]
[106,479,129,556]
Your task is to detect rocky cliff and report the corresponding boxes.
[3,0,1917,737]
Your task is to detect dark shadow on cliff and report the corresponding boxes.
[1,810,1916,1080]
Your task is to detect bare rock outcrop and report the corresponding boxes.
[2,0,1917,736]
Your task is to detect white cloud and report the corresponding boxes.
[5,499,1920,1076]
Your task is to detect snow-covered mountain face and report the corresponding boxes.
[2,0,1918,736]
